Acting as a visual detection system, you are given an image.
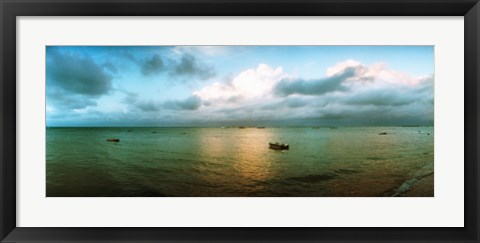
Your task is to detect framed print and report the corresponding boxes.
[43,45,436,198]
[1,0,479,242]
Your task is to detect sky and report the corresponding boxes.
[46,46,434,127]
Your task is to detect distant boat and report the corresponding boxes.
[269,142,289,150]
[106,138,120,142]
[378,132,387,135]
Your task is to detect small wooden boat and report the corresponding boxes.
[269,142,289,150]
[106,138,120,142]
[378,132,387,135]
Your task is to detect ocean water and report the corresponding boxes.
[46,126,434,197]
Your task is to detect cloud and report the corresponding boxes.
[48,91,98,109]
[345,86,420,106]
[326,60,365,77]
[46,49,115,110]
[172,54,215,80]
[141,54,165,76]
[189,60,433,126]
[164,95,203,110]
[47,50,434,127]
[122,91,139,104]
[136,100,162,112]
[274,66,358,97]
[102,62,118,73]
[122,92,203,112]
[312,101,434,125]
[121,93,162,112]
[261,97,310,110]
[47,50,113,96]
[194,64,287,102]
[138,53,215,81]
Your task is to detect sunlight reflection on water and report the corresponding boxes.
[46,126,434,197]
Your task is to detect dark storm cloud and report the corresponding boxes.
[48,91,98,109]
[123,92,202,112]
[172,54,216,80]
[136,100,162,112]
[120,92,159,112]
[345,88,419,106]
[315,103,433,126]
[141,54,165,76]
[103,62,118,73]
[261,97,310,111]
[46,49,115,110]
[138,53,215,81]
[344,76,433,108]
[417,76,434,98]
[122,91,139,104]
[308,81,434,125]
[47,50,113,96]
[120,92,161,112]
[274,67,356,97]
[164,95,203,110]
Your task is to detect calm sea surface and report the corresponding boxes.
[46,127,434,197]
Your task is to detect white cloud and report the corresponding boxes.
[194,64,288,102]
[326,60,364,77]
[232,64,287,97]
[187,60,433,125]
[328,60,426,87]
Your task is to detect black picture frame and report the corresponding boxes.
[1,0,479,242]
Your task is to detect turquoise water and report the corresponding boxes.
[46,126,434,197]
